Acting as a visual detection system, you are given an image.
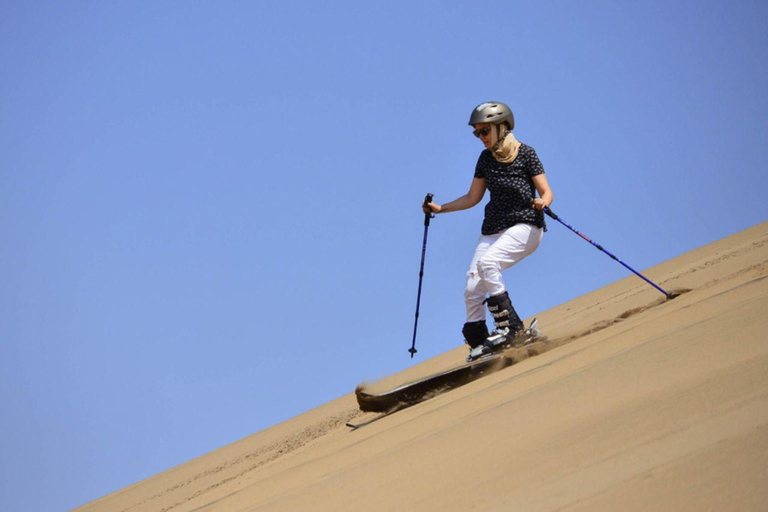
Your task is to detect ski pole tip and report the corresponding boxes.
[408,347,418,358]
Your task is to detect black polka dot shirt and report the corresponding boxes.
[473,143,547,236]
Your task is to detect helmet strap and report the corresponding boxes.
[491,124,507,152]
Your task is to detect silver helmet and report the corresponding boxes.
[468,101,514,130]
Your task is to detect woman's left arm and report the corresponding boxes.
[531,174,553,211]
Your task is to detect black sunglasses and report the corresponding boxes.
[473,127,492,138]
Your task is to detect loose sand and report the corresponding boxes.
[76,221,768,512]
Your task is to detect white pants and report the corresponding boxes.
[464,223,543,322]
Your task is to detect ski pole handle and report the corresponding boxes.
[423,193,435,227]
[543,207,558,220]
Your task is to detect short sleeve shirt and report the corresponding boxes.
[473,142,547,236]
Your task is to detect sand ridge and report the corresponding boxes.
[75,221,768,511]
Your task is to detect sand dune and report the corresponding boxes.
[76,221,768,512]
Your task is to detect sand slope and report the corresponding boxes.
[76,221,768,512]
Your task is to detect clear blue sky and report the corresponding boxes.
[1,1,766,510]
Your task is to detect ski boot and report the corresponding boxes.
[484,291,543,351]
[463,320,491,362]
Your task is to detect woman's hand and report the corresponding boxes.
[423,202,442,214]
[531,198,549,211]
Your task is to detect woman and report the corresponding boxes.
[424,101,554,360]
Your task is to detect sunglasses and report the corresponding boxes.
[473,127,492,138]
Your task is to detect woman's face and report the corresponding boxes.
[474,123,494,149]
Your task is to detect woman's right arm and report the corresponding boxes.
[423,178,486,214]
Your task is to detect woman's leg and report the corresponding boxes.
[464,234,499,322]
[463,234,499,351]
[477,224,544,336]
[476,224,543,298]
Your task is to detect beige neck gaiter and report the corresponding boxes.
[491,126,521,164]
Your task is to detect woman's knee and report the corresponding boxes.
[464,271,483,302]
[476,256,500,278]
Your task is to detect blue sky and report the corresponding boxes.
[1,1,766,510]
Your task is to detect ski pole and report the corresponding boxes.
[543,207,670,298]
[409,193,435,358]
